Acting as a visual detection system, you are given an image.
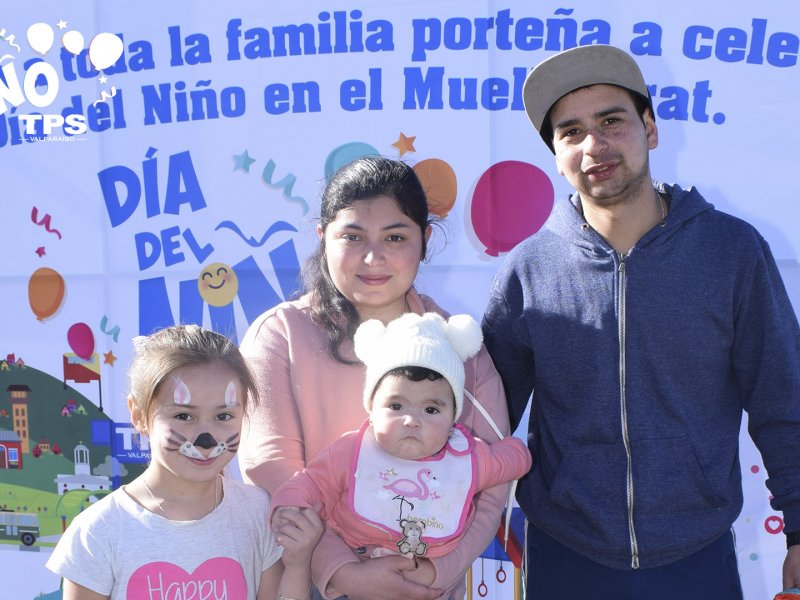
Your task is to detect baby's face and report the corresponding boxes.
[370,374,454,460]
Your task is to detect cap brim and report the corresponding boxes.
[523,45,650,132]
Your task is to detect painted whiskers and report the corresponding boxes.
[165,430,240,459]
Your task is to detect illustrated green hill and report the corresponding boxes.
[0,481,113,543]
[0,363,144,494]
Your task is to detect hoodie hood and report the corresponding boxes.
[546,182,715,253]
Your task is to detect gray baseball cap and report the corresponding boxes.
[523,45,653,147]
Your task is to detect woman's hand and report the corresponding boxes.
[329,555,443,600]
[399,557,436,587]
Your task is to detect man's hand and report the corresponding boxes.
[782,545,800,590]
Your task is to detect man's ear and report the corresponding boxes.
[644,109,659,150]
[128,395,147,434]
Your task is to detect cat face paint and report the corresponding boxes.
[224,380,238,408]
[165,429,240,460]
[162,379,241,459]
[174,377,191,405]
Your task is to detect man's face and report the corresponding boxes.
[549,84,658,208]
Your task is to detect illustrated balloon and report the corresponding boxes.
[62,30,85,56]
[88,32,124,70]
[27,22,55,55]
[28,267,65,321]
[470,160,555,256]
[413,158,457,217]
[67,322,95,360]
[324,142,380,181]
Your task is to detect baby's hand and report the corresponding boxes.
[272,506,323,567]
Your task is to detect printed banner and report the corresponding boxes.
[1,2,798,598]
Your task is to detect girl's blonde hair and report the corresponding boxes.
[128,324,258,424]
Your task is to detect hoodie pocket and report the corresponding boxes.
[632,435,734,555]
[633,435,728,512]
[548,442,627,512]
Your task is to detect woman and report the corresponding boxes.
[238,156,511,600]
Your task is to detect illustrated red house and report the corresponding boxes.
[0,428,23,469]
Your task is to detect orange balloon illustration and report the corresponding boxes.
[28,267,65,321]
[414,158,457,218]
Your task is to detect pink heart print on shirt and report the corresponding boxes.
[127,557,248,600]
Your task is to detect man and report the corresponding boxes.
[482,44,800,598]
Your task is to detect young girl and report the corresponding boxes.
[47,324,322,600]
[271,313,530,563]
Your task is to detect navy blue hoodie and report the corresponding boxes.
[482,183,800,569]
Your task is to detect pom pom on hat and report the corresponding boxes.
[355,312,483,420]
[443,314,483,361]
[353,318,387,363]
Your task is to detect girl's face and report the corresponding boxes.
[131,362,244,485]
[320,195,430,323]
[370,374,454,460]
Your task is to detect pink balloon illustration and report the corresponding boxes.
[67,322,95,360]
[470,161,555,256]
[88,32,124,70]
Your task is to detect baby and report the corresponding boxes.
[271,312,531,563]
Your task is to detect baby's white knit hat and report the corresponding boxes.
[353,312,483,420]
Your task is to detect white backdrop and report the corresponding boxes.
[1,1,798,598]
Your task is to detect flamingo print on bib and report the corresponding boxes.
[350,421,477,547]
[383,468,435,500]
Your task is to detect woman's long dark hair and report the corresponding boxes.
[302,156,431,364]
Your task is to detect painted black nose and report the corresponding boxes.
[193,432,218,449]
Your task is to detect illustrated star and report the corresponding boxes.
[392,132,416,156]
[98,74,108,84]
[103,350,117,366]
[56,20,68,30]
[35,246,46,257]
[233,150,256,173]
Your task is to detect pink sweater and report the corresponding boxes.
[271,421,531,558]
[238,290,512,599]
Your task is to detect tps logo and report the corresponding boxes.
[0,21,122,138]
[113,423,150,463]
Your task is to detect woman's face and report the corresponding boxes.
[320,195,429,323]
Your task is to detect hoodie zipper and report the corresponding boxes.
[618,253,640,569]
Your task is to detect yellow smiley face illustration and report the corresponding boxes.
[198,263,239,307]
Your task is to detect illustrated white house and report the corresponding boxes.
[54,443,111,495]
